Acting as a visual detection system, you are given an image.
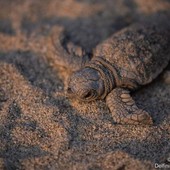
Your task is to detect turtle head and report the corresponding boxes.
[67,68,104,101]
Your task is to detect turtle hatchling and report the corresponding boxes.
[52,13,170,125]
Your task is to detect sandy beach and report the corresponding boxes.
[0,0,170,169]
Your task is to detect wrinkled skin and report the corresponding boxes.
[67,68,104,101]
[54,12,170,125]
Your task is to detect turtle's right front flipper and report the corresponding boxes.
[51,27,91,72]
[106,88,153,125]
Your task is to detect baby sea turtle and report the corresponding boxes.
[52,13,170,125]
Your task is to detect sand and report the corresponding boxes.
[0,0,170,169]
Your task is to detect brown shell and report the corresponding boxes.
[94,13,170,87]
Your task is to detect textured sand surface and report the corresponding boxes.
[0,0,170,169]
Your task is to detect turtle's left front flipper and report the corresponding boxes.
[50,27,90,72]
[106,88,153,125]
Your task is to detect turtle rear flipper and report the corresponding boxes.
[106,88,153,125]
[51,27,91,72]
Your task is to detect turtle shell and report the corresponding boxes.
[94,14,170,88]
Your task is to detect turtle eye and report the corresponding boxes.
[84,91,92,99]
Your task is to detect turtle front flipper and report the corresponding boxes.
[106,88,153,125]
[51,27,91,72]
